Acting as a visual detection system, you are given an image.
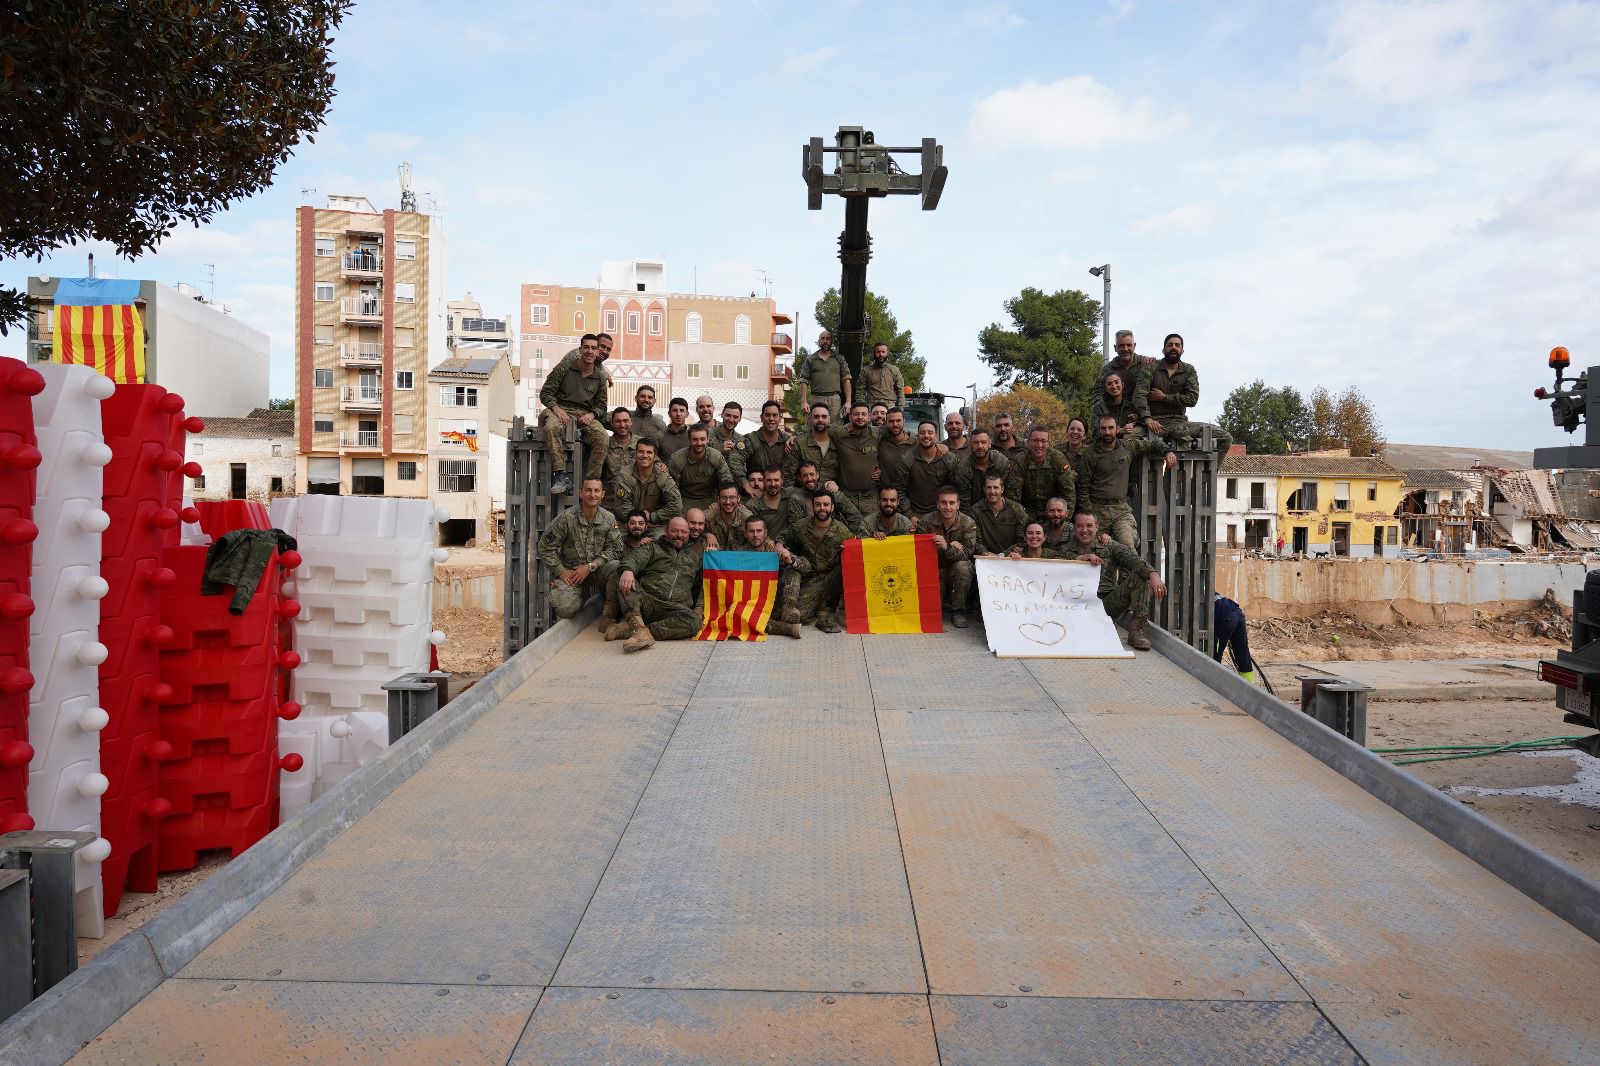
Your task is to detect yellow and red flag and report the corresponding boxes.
[696,550,778,641]
[51,279,146,383]
[843,534,943,634]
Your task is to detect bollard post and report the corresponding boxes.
[0,830,96,998]
[0,868,29,1023]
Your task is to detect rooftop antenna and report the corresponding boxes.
[204,263,216,303]
[87,252,96,278]
[300,185,318,204]
[398,161,417,212]
[755,269,773,298]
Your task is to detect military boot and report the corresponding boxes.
[815,612,842,634]
[767,619,803,639]
[607,611,643,642]
[597,600,618,632]
[623,624,656,653]
[1128,615,1152,651]
[781,604,801,625]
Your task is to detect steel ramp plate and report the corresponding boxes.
[554,701,925,992]
[1070,713,1600,1065]
[509,988,937,1064]
[930,995,1359,1065]
[689,634,870,709]
[1026,652,1239,716]
[183,692,687,985]
[877,708,1299,1000]
[71,979,538,1065]
[863,631,1056,711]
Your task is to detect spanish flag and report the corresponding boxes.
[843,534,943,634]
[696,550,778,641]
[51,278,146,383]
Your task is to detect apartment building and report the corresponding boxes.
[428,354,514,545]
[446,292,513,355]
[293,194,445,497]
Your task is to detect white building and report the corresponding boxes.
[187,407,297,503]
[428,354,514,545]
[1218,467,1279,550]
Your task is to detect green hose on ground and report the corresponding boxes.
[1371,735,1586,766]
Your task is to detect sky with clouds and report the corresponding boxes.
[7,0,1600,450]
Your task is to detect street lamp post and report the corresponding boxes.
[1088,263,1110,360]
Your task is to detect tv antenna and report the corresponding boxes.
[755,269,773,298]
[398,162,417,212]
[300,185,318,203]
[204,263,216,302]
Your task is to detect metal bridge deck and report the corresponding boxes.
[72,629,1600,1064]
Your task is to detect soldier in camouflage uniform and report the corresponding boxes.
[797,331,852,420]
[607,439,682,532]
[927,487,979,627]
[601,510,656,625]
[667,425,734,512]
[793,403,844,489]
[833,401,884,519]
[730,400,796,484]
[783,460,867,536]
[1016,520,1060,559]
[682,508,713,569]
[537,477,624,625]
[990,411,1026,462]
[1135,334,1232,451]
[876,409,918,505]
[706,484,752,550]
[748,466,790,542]
[1042,497,1074,554]
[537,334,610,494]
[630,385,668,444]
[1059,418,1092,491]
[972,473,1031,557]
[900,420,960,526]
[869,402,890,428]
[657,398,693,460]
[1083,413,1176,549]
[953,429,1012,510]
[607,517,704,653]
[1098,331,1157,424]
[709,401,744,458]
[943,411,971,459]
[1091,372,1142,437]
[865,486,915,539]
[1006,426,1078,520]
[1055,510,1168,651]
[782,489,854,633]
[602,408,642,492]
[740,514,802,639]
[857,342,906,411]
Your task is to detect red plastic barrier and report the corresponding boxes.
[0,358,44,833]
[191,499,270,540]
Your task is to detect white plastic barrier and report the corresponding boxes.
[26,364,115,935]
[268,496,445,816]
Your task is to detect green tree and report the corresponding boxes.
[977,287,1102,412]
[0,2,353,330]
[1219,380,1312,455]
[1309,385,1386,456]
[267,397,295,412]
[812,287,925,392]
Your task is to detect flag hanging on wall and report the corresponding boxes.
[842,534,943,634]
[695,550,778,641]
[51,278,146,383]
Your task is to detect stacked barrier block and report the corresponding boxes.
[0,358,45,835]
[25,364,116,935]
[96,385,200,916]
[155,544,302,872]
[191,500,269,542]
[269,496,446,816]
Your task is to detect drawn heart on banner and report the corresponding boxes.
[1018,621,1067,646]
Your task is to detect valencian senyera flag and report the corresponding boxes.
[843,534,943,634]
[696,550,779,641]
[51,278,147,383]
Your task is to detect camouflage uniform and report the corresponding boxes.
[927,512,979,609]
[709,422,743,460]
[798,352,851,420]
[630,407,668,445]
[899,449,960,524]
[730,429,796,485]
[537,352,610,480]
[1137,359,1232,451]
[602,433,640,492]
[746,493,789,542]
[537,505,623,618]
[992,435,1026,463]
[952,451,1013,511]
[1098,354,1157,420]
[667,447,733,513]
[863,510,915,538]
[616,538,704,641]
[1055,537,1155,626]
[972,498,1031,556]
[1042,520,1075,555]
[857,359,905,410]
[1082,436,1170,550]
[1006,447,1078,519]
[706,503,752,551]
[607,462,683,531]
[781,487,867,538]
[783,518,853,623]
[792,432,842,487]
[833,424,883,518]
[876,433,918,507]
[1090,394,1142,435]
[656,423,692,460]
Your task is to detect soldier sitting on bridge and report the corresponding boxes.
[608,516,704,653]
[537,477,624,628]
[667,425,734,513]
[538,333,610,497]
[1135,333,1232,452]
[607,438,681,533]
[706,484,752,551]
[864,486,915,539]
[783,489,854,633]
[1055,510,1167,651]
[740,514,803,639]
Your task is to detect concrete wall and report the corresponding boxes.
[1217,553,1592,624]
[435,564,501,611]
[188,435,296,503]
[149,283,270,416]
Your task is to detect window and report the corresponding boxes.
[734,314,751,344]
[736,365,749,380]
[313,418,334,433]
[1287,481,1317,510]
[307,456,340,494]
[270,476,284,492]
[271,443,283,457]
[314,237,335,257]
[393,282,416,303]
[1225,477,1238,500]
[711,364,724,380]
[686,362,700,379]
[685,311,702,342]
[440,385,479,407]
[574,294,584,303]
[1333,481,1351,511]
[394,327,415,347]
[437,459,477,493]
[315,324,334,345]
[603,309,619,332]
[394,414,414,435]
[573,311,584,332]
[191,442,204,455]
[1386,526,1398,545]
[397,461,417,481]
[192,474,206,490]
[626,311,640,334]
[314,283,334,302]
[314,369,333,388]
[395,370,414,390]
[351,456,384,496]
[1367,481,1378,501]
[395,239,417,260]
[1226,524,1237,547]
[1249,482,1266,509]
[529,304,550,325]
[649,312,663,335]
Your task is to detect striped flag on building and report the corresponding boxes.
[51,278,146,383]
[842,534,944,634]
[695,550,779,641]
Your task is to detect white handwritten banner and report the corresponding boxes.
[975,557,1134,659]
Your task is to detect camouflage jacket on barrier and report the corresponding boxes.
[620,538,702,608]
[538,506,623,571]
[201,529,299,614]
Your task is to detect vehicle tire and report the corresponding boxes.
[1584,570,1600,627]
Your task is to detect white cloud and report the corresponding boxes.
[1128,203,1218,238]
[967,75,1184,156]
[969,3,1025,30]
[780,46,840,76]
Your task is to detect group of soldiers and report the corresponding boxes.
[537,328,1222,653]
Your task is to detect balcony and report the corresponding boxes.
[769,332,793,353]
[343,215,384,236]
[339,430,382,449]
[341,250,383,278]
[340,384,383,409]
[340,296,383,324]
[339,342,384,366]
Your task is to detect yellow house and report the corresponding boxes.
[1219,453,1405,557]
